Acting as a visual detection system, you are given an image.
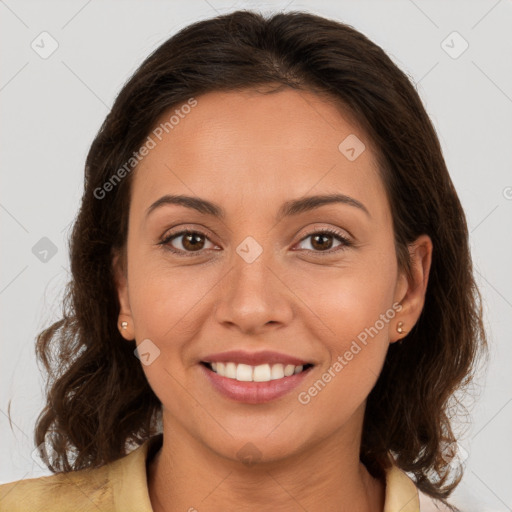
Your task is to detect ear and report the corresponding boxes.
[112,247,135,341]
[391,234,433,343]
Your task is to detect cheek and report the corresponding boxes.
[294,247,398,404]
[297,246,398,344]
[126,255,222,399]
[299,253,398,416]
[127,249,216,340]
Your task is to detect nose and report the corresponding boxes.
[214,252,294,335]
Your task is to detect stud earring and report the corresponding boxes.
[396,321,405,334]
[121,321,128,330]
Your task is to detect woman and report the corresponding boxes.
[0,9,487,512]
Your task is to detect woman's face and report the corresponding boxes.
[114,87,427,464]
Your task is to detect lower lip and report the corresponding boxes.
[200,363,313,404]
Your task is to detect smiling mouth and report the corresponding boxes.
[200,361,314,383]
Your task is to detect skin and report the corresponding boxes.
[113,87,432,512]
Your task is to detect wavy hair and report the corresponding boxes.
[19,10,487,511]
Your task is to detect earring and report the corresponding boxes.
[121,321,128,330]
[396,321,404,334]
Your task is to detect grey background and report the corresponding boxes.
[1,0,511,510]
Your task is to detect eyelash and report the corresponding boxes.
[158,227,352,257]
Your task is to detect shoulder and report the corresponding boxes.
[382,455,455,512]
[0,434,162,512]
[0,464,112,512]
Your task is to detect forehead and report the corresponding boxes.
[131,88,387,220]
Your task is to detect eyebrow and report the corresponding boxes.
[145,193,370,221]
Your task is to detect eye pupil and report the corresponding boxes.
[182,232,204,251]
[311,233,333,251]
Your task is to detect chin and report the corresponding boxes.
[205,430,310,467]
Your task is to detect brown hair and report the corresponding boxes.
[22,10,487,510]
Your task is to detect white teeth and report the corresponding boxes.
[253,364,271,382]
[284,364,295,377]
[208,361,309,382]
[271,363,284,380]
[236,363,253,381]
[225,362,237,379]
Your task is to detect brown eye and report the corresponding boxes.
[310,233,335,251]
[296,229,352,253]
[159,227,351,257]
[180,232,206,251]
[160,230,216,255]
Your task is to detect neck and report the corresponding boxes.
[147,414,385,512]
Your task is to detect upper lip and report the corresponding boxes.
[201,350,313,367]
